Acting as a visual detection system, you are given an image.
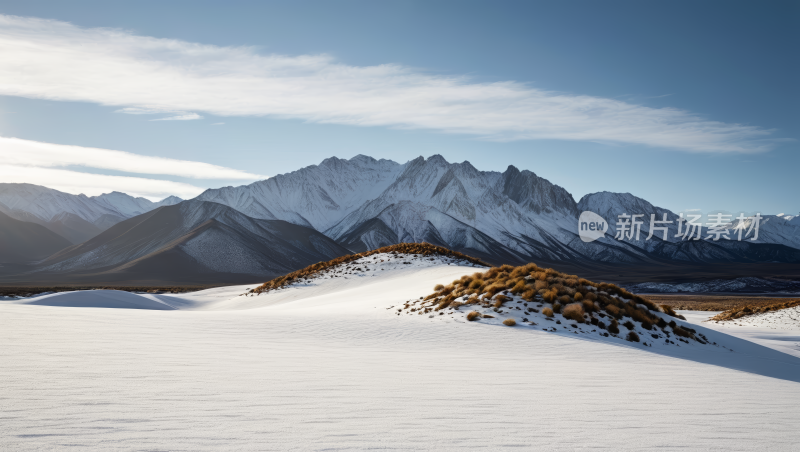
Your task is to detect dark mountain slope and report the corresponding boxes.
[14,200,351,284]
[0,210,73,263]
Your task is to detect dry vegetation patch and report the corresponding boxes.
[397,261,706,345]
[647,295,799,312]
[251,243,489,294]
[709,299,800,322]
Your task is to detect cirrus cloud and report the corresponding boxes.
[151,113,203,121]
[0,165,207,199]
[0,14,783,153]
[0,136,263,180]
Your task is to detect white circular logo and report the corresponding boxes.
[578,211,608,242]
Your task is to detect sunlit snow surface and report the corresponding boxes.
[683,308,800,359]
[2,253,800,451]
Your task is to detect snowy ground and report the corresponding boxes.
[2,254,800,451]
[683,308,800,359]
[708,306,800,331]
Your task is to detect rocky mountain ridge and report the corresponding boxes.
[1,155,798,280]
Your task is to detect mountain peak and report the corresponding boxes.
[350,154,377,164]
[319,156,344,167]
[427,154,449,165]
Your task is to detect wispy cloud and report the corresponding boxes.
[115,107,168,115]
[0,136,264,180]
[151,113,203,121]
[0,165,206,199]
[0,14,783,153]
[116,107,203,121]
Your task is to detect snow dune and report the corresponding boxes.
[2,253,800,450]
[9,252,483,312]
[22,290,178,310]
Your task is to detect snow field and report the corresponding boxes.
[710,304,800,331]
[682,308,800,359]
[2,253,800,450]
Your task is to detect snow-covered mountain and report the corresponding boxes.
[195,155,800,265]
[195,155,592,264]
[2,155,797,272]
[92,192,182,218]
[0,184,183,224]
[627,277,800,294]
[0,184,183,243]
[729,213,800,250]
[27,200,350,284]
[195,155,403,231]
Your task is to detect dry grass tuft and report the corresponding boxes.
[542,307,554,317]
[626,331,640,342]
[562,303,585,323]
[503,318,516,326]
[466,311,481,321]
[494,294,509,308]
[710,299,800,322]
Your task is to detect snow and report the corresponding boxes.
[2,254,800,450]
[0,183,119,223]
[682,310,800,359]
[722,305,800,330]
[0,183,182,224]
[19,290,177,310]
[92,191,161,217]
[195,155,404,231]
[193,155,800,264]
[4,158,799,266]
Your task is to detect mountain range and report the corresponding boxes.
[0,183,182,245]
[0,155,798,285]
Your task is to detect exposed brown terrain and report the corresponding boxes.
[708,299,800,321]
[648,294,800,312]
[546,261,800,286]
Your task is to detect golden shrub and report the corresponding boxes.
[562,303,585,322]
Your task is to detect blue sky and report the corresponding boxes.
[0,0,797,216]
